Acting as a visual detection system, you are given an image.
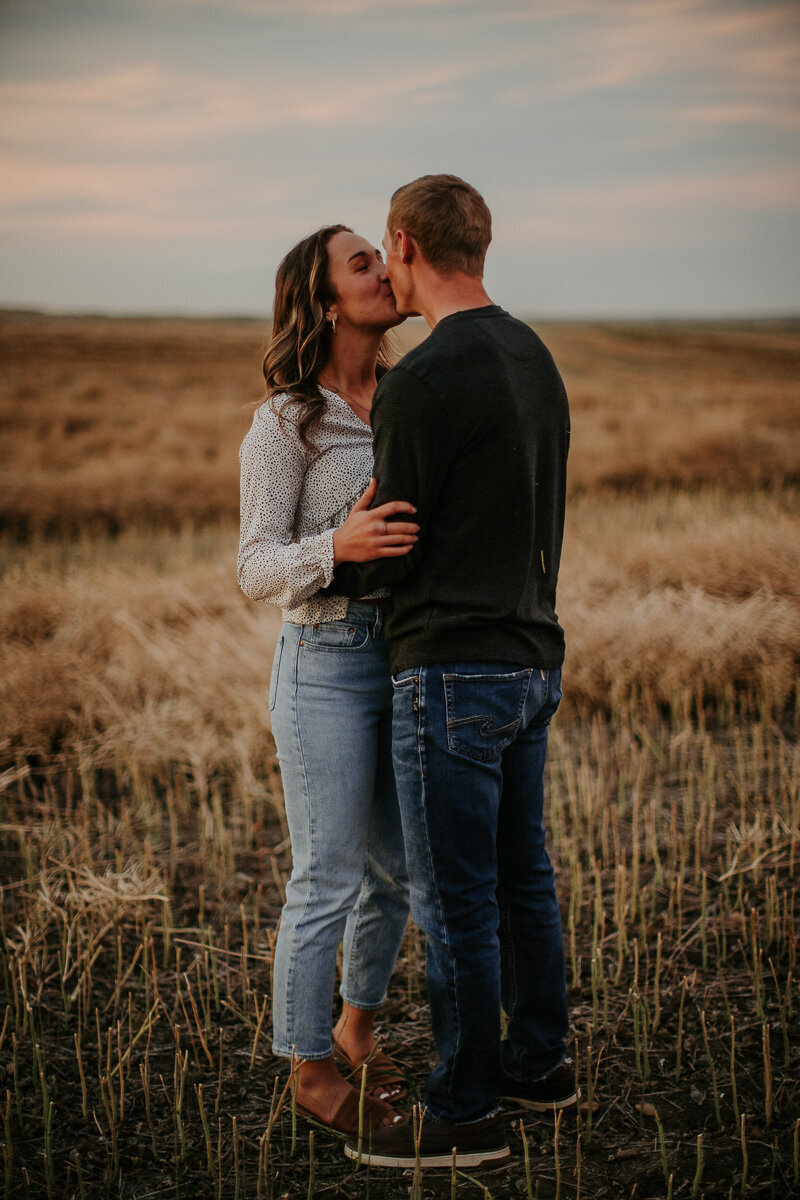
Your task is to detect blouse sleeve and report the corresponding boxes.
[237,401,337,609]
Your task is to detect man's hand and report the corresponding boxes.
[333,478,419,565]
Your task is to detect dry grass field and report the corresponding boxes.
[2,314,798,535]
[1,312,799,1199]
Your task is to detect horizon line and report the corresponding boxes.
[2,305,799,326]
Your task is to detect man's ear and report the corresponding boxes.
[397,229,416,265]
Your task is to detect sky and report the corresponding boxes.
[1,0,799,318]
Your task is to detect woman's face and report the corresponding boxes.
[325,230,405,334]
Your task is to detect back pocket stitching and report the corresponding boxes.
[443,671,531,762]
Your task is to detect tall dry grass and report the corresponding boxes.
[0,530,279,784]
[543,321,800,490]
[2,314,798,535]
[0,315,263,535]
[2,488,797,785]
[560,488,800,714]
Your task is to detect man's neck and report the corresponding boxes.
[414,274,494,329]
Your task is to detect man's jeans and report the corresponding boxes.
[392,662,568,1123]
[271,604,410,1060]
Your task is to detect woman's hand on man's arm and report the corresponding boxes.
[332,477,419,565]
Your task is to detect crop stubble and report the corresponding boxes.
[0,314,798,1198]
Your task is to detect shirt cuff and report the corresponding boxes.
[318,526,336,588]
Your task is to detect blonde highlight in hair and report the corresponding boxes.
[263,225,394,448]
[387,173,492,277]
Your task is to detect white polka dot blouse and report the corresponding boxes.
[237,387,389,624]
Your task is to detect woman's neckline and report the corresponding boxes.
[318,385,372,430]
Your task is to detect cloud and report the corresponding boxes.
[149,0,587,16]
[151,0,460,13]
[0,152,299,240]
[497,0,800,107]
[1,0,798,311]
[671,102,800,134]
[0,41,540,172]
[0,65,274,149]
[0,55,487,156]
[0,156,198,210]
[492,164,800,249]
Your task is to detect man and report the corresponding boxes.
[326,174,575,1168]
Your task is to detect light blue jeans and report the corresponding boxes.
[270,602,410,1060]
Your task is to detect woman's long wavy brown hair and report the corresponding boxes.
[263,224,394,448]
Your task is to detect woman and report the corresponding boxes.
[238,225,418,1135]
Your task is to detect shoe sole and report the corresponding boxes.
[344,1143,511,1168]
[500,1091,579,1112]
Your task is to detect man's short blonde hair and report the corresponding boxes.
[387,174,492,277]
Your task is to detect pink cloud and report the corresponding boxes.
[492,165,800,249]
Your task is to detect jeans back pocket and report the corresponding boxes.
[443,669,531,762]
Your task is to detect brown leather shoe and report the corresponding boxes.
[344,1110,510,1168]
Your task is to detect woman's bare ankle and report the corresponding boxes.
[334,1003,378,1060]
[293,1058,349,1112]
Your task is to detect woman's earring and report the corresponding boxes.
[328,315,337,334]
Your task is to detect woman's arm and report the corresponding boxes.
[237,403,419,610]
[237,403,338,610]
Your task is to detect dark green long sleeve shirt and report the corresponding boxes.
[326,305,570,674]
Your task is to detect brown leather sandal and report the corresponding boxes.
[333,1040,409,1103]
[293,1084,405,1137]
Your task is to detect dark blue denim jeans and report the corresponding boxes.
[391,662,568,1123]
